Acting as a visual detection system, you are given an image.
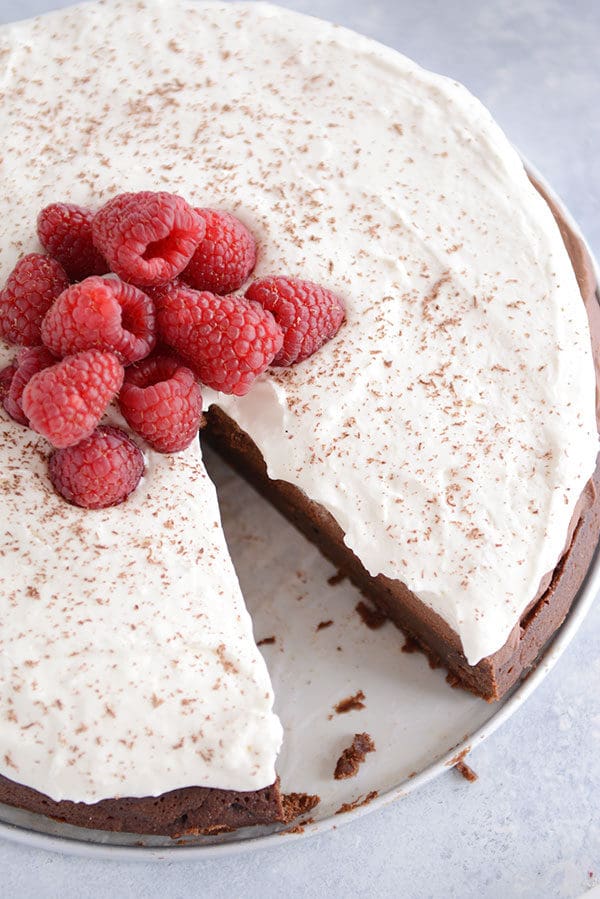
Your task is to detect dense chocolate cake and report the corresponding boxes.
[0,0,597,836]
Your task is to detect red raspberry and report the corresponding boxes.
[41,276,156,364]
[182,209,257,295]
[37,203,108,281]
[0,362,17,406]
[0,253,69,346]
[49,425,144,509]
[154,281,283,396]
[245,277,345,366]
[119,354,202,453]
[3,346,57,426]
[92,192,204,287]
[22,349,124,448]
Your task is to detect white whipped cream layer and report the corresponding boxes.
[0,347,282,802]
[0,0,597,802]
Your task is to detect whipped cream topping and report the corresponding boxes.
[0,0,597,801]
[0,364,282,802]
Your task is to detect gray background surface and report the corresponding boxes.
[0,1,599,897]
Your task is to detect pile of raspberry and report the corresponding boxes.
[0,191,345,510]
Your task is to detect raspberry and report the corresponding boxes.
[49,425,144,509]
[41,276,156,364]
[245,277,345,366]
[37,203,108,281]
[0,253,69,346]
[3,346,57,426]
[119,354,202,453]
[92,192,204,287]
[0,362,17,406]
[154,281,283,396]
[182,208,257,295]
[22,349,124,448]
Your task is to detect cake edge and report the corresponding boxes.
[203,174,600,703]
[0,777,285,837]
[0,177,595,836]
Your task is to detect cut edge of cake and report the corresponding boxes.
[203,173,600,704]
[0,175,596,839]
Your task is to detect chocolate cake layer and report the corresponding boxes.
[0,776,283,837]
[204,411,600,701]
[204,182,600,702]
[0,181,594,839]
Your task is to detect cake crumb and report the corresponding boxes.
[446,747,470,766]
[327,569,346,586]
[446,746,477,783]
[282,792,320,823]
[316,619,333,631]
[355,600,387,630]
[282,816,315,835]
[334,690,366,714]
[334,732,375,779]
[402,635,442,669]
[335,790,378,815]
[257,636,276,646]
[401,635,419,654]
[455,760,478,783]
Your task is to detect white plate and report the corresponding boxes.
[0,166,597,861]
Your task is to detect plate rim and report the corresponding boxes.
[0,159,597,861]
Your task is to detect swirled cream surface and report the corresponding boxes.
[0,0,597,799]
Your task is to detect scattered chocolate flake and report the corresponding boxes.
[355,600,387,630]
[334,732,375,779]
[316,619,333,631]
[257,636,276,646]
[282,792,320,823]
[327,569,346,586]
[445,670,461,687]
[334,690,366,714]
[335,790,378,815]
[455,760,478,783]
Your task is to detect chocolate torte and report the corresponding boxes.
[0,0,597,836]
